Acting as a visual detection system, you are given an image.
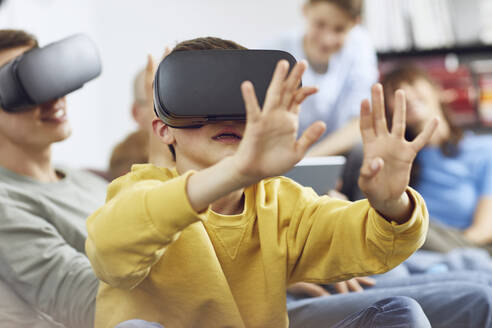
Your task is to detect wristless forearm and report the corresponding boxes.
[186,156,255,212]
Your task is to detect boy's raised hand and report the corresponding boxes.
[358,84,439,222]
[233,60,326,183]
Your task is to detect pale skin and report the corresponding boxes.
[464,199,492,244]
[0,46,70,183]
[287,277,376,297]
[395,78,492,245]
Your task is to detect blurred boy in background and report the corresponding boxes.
[265,0,377,157]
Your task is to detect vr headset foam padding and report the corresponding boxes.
[0,34,102,112]
[153,50,298,128]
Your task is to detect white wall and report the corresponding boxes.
[0,0,305,169]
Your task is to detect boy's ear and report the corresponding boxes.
[152,118,175,145]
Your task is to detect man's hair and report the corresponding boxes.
[307,0,362,19]
[164,37,247,161]
[0,29,38,52]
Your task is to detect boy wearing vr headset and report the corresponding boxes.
[86,37,438,327]
[0,30,105,328]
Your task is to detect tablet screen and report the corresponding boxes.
[284,156,346,195]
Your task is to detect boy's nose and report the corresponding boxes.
[321,32,337,48]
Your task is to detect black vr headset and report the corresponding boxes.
[153,49,298,128]
[0,34,102,112]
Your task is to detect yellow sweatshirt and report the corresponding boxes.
[86,164,428,328]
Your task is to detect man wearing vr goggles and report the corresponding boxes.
[86,37,438,327]
[0,30,104,328]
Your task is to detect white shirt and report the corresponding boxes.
[262,26,378,138]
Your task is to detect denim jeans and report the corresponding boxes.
[114,320,163,328]
[288,278,492,328]
[113,298,430,328]
[377,248,492,280]
[332,296,430,328]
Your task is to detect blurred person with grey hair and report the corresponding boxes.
[108,55,174,181]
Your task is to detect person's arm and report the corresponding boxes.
[286,183,428,284]
[463,197,492,244]
[86,60,326,289]
[287,84,438,283]
[0,199,97,328]
[307,118,360,156]
[463,153,492,244]
[308,30,378,157]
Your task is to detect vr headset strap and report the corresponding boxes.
[0,57,34,112]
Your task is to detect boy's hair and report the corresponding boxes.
[0,29,38,51]
[307,0,362,19]
[165,37,247,161]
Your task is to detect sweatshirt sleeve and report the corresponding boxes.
[285,185,429,284]
[0,191,97,328]
[86,169,205,290]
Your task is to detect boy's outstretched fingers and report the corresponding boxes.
[359,99,376,142]
[282,60,308,109]
[371,84,389,136]
[241,81,261,122]
[292,86,318,109]
[411,117,440,151]
[295,121,326,157]
[263,60,289,111]
[391,90,407,138]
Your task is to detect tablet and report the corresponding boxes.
[283,156,346,195]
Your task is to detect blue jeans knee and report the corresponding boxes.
[114,319,164,328]
[333,296,431,328]
[372,296,431,328]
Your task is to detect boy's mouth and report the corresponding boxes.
[212,129,243,143]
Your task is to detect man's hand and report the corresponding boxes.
[288,278,376,298]
[332,277,376,293]
[358,84,439,223]
[232,60,326,185]
[287,282,330,298]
